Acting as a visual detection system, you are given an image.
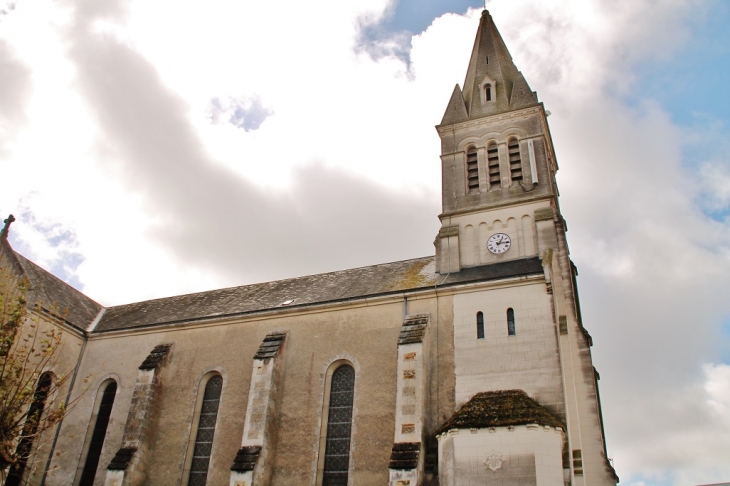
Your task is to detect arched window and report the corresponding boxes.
[78,380,117,486]
[466,146,479,193]
[188,374,223,486]
[508,138,523,184]
[487,141,500,189]
[476,312,484,339]
[5,372,52,486]
[319,364,355,486]
[507,308,516,336]
[485,83,492,101]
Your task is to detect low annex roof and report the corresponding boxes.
[94,256,544,333]
[436,389,564,435]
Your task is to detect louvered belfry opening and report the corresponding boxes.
[508,138,523,183]
[79,381,117,486]
[487,142,500,189]
[189,375,223,486]
[322,365,356,486]
[466,147,479,193]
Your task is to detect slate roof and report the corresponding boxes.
[95,256,544,333]
[13,251,103,331]
[436,389,564,435]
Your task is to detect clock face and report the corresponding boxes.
[487,233,511,254]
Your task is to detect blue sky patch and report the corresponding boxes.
[357,0,483,64]
[625,3,730,127]
[210,96,273,132]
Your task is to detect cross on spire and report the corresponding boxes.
[1,214,15,240]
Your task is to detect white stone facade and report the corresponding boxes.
[437,425,565,486]
[452,281,564,415]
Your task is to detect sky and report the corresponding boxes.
[1,0,729,484]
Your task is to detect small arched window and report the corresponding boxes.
[320,364,355,486]
[508,138,523,184]
[485,83,492,101]
[5,372,53,486]
[188,374,223,486]
[507,308,516,336]
[466,146,479,193]
[476,312,484,339]
[487,141,500,189]
[78,380,117,486]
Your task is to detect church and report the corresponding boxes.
[0,10,619,486]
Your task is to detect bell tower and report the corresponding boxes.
[435,9,559,273]
[434,10,619,486]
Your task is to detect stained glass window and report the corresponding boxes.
[322,365,355,486]
[5,372,52,486]
[79,381,117,486]
[188,375,222,486]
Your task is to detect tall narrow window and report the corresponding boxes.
[78,381,117,486]
[5,372,52,486]
[466,147,479,193]
[487,142,500,189]
[476,312,484,339]
[485,83,492,101]
[188,375,222,486]
[508,138,523,184]
[507,308,516,336]
[322,365,355,486]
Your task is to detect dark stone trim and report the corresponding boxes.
[138,343,173,370]
[254,331,287,360]
[398,315,428,345]
[389,442,421,470]
[230,446,262,472]
[107,447,137,471]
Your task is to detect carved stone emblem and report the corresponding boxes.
[484,451,503,472]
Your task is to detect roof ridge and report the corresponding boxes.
[106,255,436,310]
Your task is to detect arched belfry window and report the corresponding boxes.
[78,380,117,486]
[466,146,479,193]
[487,141,500,189]
[187,374,223,486]
[5,372,53,486]
[476,312,485,339]
[508,138,523,184]
[485,83,492,101]
[507,308,516,336]
[318,363,356,486]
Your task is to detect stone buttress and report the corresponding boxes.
[388,314,430,486]
[104,343,173,486]
[229,331,287,486]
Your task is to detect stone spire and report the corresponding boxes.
[441,10,538,125]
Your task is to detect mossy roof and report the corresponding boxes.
[95,256,543,332]
[436,389,564,434]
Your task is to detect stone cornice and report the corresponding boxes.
[436,104,544,134]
